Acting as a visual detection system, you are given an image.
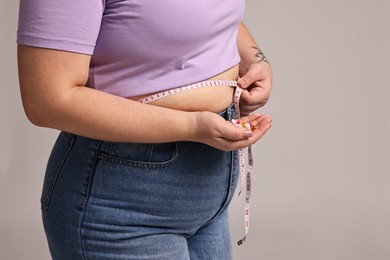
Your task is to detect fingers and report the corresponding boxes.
[239,114,272,136]
[237,62,270,89]
[252,114,272,137]
[240,89,265,106]
[221,114,272,143]
[218,114,272,151]
[193,111,272,151]
[239,90,265,115]
[220,121,254,141]
[237,62,272,115]
[237,63,262,89]
[237,71,256,89]
[238,113,262,124]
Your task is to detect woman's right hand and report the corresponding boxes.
[190,111,272,151]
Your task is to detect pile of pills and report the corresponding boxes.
[231,119,256,131]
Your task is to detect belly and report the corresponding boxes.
[130,65,239,113]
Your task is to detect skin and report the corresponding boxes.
[17,22,272,151]
[237,22,273,116]
[137,22,273,116]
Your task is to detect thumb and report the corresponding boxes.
[237,71,256,89]
[221,123,253,141]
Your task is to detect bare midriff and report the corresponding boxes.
[130,64,239,113]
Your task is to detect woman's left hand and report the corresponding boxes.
[237,61,272,116]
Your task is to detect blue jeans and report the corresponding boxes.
[41,104,239,260]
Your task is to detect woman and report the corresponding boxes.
[17,0,272,259]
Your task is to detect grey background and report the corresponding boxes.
[1,0,389,259]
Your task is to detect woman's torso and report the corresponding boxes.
[130,65,239,113]
[17,0,245,112]
[88,0,245,110]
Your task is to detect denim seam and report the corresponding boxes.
[216,151,235,216]
[97,143,180,169]
[41,133,75,212]
[79,139,103,260]
[149,144,155,162]
[205,106,236,221]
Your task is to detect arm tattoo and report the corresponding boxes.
[251,45,269,64]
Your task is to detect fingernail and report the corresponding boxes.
[238,80,246,87]
[244,131,253,138]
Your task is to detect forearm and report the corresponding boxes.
[43,87,195,143]
[235,22,273,114]
[237,22,269,75]
[18,45,195,143]
[18,45,271,149]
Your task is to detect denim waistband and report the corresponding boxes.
[218,102,235,119]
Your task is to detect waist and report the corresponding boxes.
[129,65,239,113]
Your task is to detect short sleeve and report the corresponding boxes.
[17,0,105,55]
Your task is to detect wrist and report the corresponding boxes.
[185,111,200,142]
[239,47,271,77]
[239,61,272,79]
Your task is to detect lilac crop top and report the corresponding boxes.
[17,0,245,98]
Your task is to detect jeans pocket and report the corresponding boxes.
[41,132,75,212]
[99,142,180,168]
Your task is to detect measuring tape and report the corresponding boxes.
[138,80,253,245]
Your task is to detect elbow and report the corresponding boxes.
[25,112,47,128]
[19,80,77,130]
[19,81,72,129]
[20,88,65,128]
[21,98,51,127]
[20,85,75,130]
